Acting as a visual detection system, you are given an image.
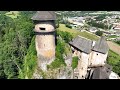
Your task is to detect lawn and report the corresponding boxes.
[107,49,120,65]
[5,11,20,19]
[58,24,99,41]
[109,35,118,38]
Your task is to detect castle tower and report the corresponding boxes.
[31,11,56,71]
[89,36,109,67]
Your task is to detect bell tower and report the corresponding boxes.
[31,11,56,71]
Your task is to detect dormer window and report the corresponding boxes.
[39,27,45,30]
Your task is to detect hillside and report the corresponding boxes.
[58,24,99,41]
[0,11,35,79]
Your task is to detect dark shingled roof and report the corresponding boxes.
[69,36,93,54]
[31,11,56,21]
[91,64,112,79]
[92,36,109,54]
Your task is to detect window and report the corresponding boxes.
[39,27,45,30]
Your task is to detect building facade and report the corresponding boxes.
[69,36,109,79]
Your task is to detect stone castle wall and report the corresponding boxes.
[35,21,55,71]
[35,21,55,32]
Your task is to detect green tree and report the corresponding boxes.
[115,40,120,45]
[95,30,103,36]
[0,11,34,79]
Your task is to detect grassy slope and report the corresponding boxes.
[58,24,99,41]
[107,50,120,65]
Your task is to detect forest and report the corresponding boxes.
[0,11,36,79]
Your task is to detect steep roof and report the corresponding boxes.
[92,36,109,54]
[69,36,93,54]
[91,64,112,79]
[31,11,56,21]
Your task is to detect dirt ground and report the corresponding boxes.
[107,41,120,55]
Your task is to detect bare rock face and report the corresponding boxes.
[37,54,55,71]
[32,66,73,79]
[64,54,72,67]
[56,66,73,79]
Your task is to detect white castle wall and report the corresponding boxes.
[78,52,89,79]
[89,51,108,67]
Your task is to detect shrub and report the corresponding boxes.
[95,30,103,36]
[72,56,79,69]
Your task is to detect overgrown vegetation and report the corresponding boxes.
[0,11,34,79]
[95,30,103,36]
[56,30,73,43]
[87,19,108,29]
[19,36,37,79]
[65,23,72,29]
[115,40,120,46]
[107,50,120,75]
[95,14,107,21]
[72,56,79,69]
[47,38,66,69]
[48,30,73,69]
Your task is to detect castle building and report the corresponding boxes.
[31,11,56,71]
[69,36,109,79]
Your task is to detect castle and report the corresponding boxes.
[69,35,119,79]
[31,11,119,79]
[31,11,56,71]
